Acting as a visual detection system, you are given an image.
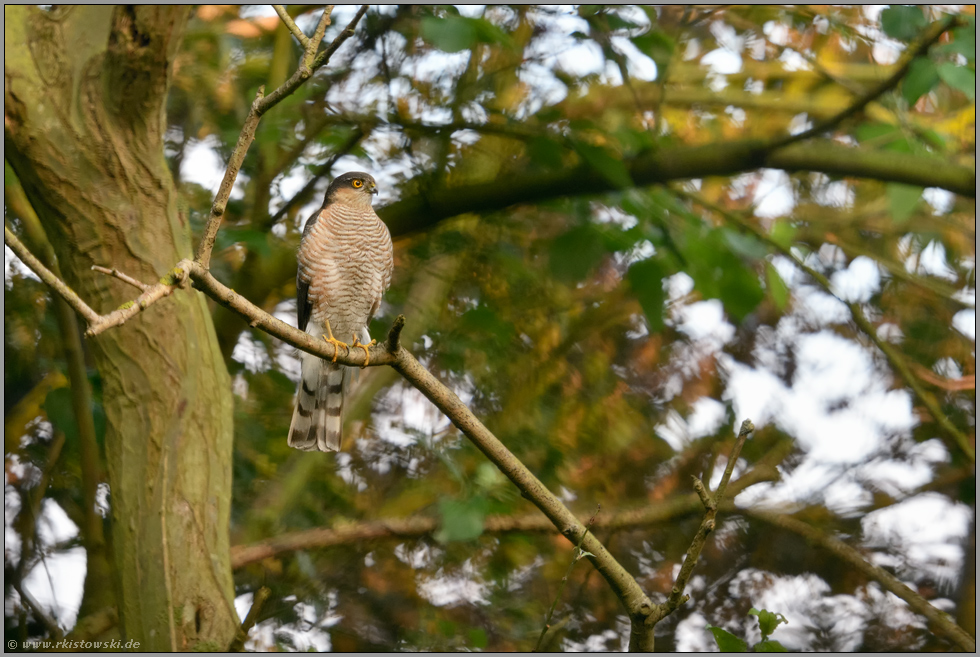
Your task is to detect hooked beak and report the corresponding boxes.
[368,181,378,195]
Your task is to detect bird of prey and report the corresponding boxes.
[288,171,394,452]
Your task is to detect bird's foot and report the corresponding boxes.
[351,335,377,368]
[321,319,350,363]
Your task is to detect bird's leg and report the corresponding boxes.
[351,334,377,368]
[321,319,350,363]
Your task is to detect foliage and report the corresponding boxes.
[706,608,789,652]
[5,4,976,652]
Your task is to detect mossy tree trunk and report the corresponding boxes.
[5,6,237,649]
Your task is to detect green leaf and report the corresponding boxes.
[722,228,768,260]
[887,183,923,223]
[706,625,748,652]
[902,57,939,106]
[549,225,607,283]
[632,29,675,72]
[682,227,765,321]
[573,142,634,189]
[854,122,900,144]
[420,16,514,53]
[754,640,788,652]
[937,62,976,99]
[627,257,668,331]
[935,26,976,61]
[434,497,487,543]
[880,6,927,42]
[527,136,566,170]
[750,608,789,641]
[765,263,789,310]
[420,16,476,53]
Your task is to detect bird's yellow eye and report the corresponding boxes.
[352,180,363,188]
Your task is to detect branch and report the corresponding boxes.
[90,265,149,292]
[13,582,63,639]
[230,463,778,569]
[676,190,975,463]
[743,507,976,652]
[4,225,100,325]
[535,504,600,652]
[630,420,755,650]
[377,139,974,237]
[770,15,958,149]
[272,5,309,48]
[195,5,367,268]
[228,586,271,652]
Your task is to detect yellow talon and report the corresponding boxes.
[321,318,350,363]
[351,334,376,368]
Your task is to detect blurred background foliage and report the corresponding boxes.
[5,4,976,651]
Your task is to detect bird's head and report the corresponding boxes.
[324,171,378,207]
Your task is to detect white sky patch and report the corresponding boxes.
[180,136,245,200]
[417,559,490,607]
[5,245,40,284]
[674,299,736,347]
[862,493,972,587]
[830,255,881,302]
[753,169,795,218]
[952,309,975,340]
[922,187,955,214]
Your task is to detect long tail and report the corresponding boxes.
[288,353,347,452]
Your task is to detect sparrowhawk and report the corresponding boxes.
[288,171,394,452]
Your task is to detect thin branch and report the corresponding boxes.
[676,189,975,463]
[631,420,756,650]
[91,265,149,292]
[273,5,309,48]
[770,15,958,149]
[535,504,601,652]
[5,225,100,324]
[230,464,777,568]
[743,506,976,652]
[195,5,367,268]
[302,7,334,72]
[84,263,187,337]
[229,586,272,652]
[13,582,62,639]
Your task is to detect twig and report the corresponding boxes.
[535,504,601,652]
[91,265,150,292]
[195,5,367,268]
[272,5,309,48]
[84,263,189,337]
[13,582,63,639]
[229,586,272,652]
[769,15,957,149]
[632,420,755,648]
[5,225,100,324]
[302,6,334,72]
[675,189,975,463]
[743,507,975,652]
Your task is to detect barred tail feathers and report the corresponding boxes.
[288,353,347,452]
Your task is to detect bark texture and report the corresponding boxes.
[4,6,237,649]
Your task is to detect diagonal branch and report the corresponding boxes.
[743,506,976,652]
[769,14,958,149]
[4,225,100,325]
[195,5,368,268]
[272,5,310,48]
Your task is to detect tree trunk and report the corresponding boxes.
[5,6,237,649]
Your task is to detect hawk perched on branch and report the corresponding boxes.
[288,172,394,452]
